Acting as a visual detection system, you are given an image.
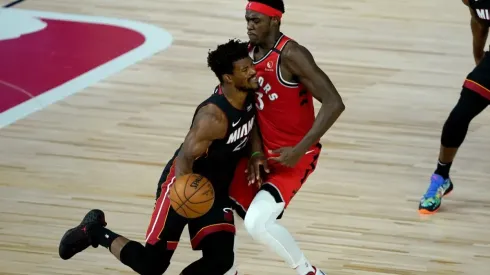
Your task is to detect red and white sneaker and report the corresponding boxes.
[306,266,326,275]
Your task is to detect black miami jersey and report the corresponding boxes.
[469,0,490,23]
[156,85,255,199]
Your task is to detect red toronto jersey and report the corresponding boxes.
[248,34,316,152]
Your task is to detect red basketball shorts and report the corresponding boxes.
[229,143,321,215]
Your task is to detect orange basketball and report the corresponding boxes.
[169,173,215,219]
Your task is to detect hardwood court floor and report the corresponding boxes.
[1,0,490,274]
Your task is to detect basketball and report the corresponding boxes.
[169,173,215,219]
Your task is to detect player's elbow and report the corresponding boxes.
[335,99,346,113]
[325,96,345,115]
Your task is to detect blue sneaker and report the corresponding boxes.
[418,174,453,214]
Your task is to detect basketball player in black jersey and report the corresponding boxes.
[58,39,258,275]
[419,0,490,214]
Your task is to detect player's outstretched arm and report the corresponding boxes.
[463,0,489,64]
[282,41,345,154]
[175,104,228,177]
[247,122,269,185]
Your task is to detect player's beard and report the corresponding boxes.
[238,85,258,94]
[248,37,258,46]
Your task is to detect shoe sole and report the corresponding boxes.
[418,184,453,215]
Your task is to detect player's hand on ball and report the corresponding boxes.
[268,147,302,167]
[246,152,269,187]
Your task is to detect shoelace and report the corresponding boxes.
[424,175,443,198]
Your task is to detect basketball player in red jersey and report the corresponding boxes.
[228,0,345,275]
[58,39,258,275]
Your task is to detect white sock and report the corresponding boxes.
[244,190,316,275]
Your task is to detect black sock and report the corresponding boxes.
[435,160,452,179]
[89,225,120,249]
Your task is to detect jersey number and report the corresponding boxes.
[255,92,264,110]
[255,91,278,110]
[233,137,249,152]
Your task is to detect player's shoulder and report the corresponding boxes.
[462,0,470,6]
[192,103,228,137]
[281,39,301,53]
[194,88,228,125]
[188,103,228,140]
[195,103,226,123]
[280,39,314,65]
[205,89,231,112]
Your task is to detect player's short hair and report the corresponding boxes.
[207,39,250,83]
[248,0,285,13]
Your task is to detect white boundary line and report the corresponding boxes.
[0,8,173,128]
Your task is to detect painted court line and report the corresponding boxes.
[0,8,173,128]
[3,0,25,8]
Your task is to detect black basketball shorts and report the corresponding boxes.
[145,158,235,251]
[463,51,490,100]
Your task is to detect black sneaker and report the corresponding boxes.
[59,209,107,260]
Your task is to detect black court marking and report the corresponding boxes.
[4,0,25,8]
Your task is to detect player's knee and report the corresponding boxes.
[120,241,170,275]
[441,92,484,147]
[244,190,284,239]
[206,251,234,274]
[198,233,235,274]
[441,116,467,148]
[244,209,267,238]
[448,88,487,125]
[446,106,473,127]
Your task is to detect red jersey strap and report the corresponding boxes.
[274,35,300,87]
[274,35,292,52]
[214,85,223,95]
